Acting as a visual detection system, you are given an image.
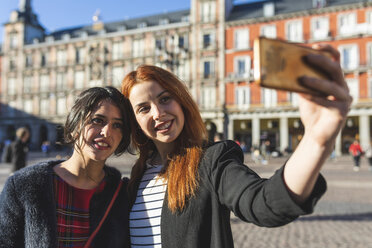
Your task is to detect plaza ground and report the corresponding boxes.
[1,152,372,247]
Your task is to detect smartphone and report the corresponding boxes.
[253,37,331,94]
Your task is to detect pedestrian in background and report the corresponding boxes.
[41,140,51,157]
[348,139,363,171]
[1,139,12,163]
[10,127,30,172]
[121,42,351,248]
[251,144,261,164]
[0,87,132,247]
[260,140,270,165]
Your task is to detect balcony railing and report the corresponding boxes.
[339,23,372,37]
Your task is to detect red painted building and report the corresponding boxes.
[225,0,372,154]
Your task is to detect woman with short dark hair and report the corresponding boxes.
[0,86,132,247]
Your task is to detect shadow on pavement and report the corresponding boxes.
[298,212,372,222]
[230,212,372,224]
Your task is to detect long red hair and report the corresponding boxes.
[121,65,208,212]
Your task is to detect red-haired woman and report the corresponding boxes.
[121,45,351,248]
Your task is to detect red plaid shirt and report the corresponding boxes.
[53,173,106,248]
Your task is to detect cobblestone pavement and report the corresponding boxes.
[1,152,372,247]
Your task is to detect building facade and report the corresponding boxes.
[1,0,372,154]
[225,0,372,155]
[0,0,192,150]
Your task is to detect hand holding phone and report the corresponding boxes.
[254,37,332,95]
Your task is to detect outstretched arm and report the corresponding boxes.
[283,44,352,204]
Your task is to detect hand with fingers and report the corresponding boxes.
[283,44,353,204]
[297,44,352,149]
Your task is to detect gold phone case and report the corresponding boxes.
[254,37,330,94]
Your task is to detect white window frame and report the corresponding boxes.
[203,59,215,79]
[23,76,33,93]
[40,74,49,92]
[311,16,329,40]
[262,88,277,108]
[40,98,49,116]
[234,56,251,78]
[9,33,18,49]
[74,71,85,89]
[202,32,215,49]
[286,20,303,42]
[41,52,48,67]
[338,12,357,37]
[313,0,326,8]
[235,86,250,109]
[200,1,216,23]
[234,28,249,50]
[201,86,216,109]
[137,22,147,28]
[75,47,85,64]
[178,34,189,49]
[8,78,17,95]
[112,42,124,60]
[338,44,359,70]
[263,2,275,17]
[112,67,125,87]
[25,54,33,68]
[133,39,144,57]
[159,18,169,25]
[367,11,372,34]
[260,24,276,39]
[56,72,67,91]
[177,61,190,81]
[57,50,67,66]
[368,77,372,99]
[367,42,372,67]
[57,97,67,115]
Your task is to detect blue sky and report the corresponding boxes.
[0,0,191,43]
[0,0,260,43]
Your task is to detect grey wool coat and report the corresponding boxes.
[0,160,130,248]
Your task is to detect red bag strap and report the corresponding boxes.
[84,180,123,248]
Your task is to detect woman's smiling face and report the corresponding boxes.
[79,99,124,162]
[128,80,185,149]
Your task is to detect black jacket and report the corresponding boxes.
[138,140,327,248]
[0,160,130,248]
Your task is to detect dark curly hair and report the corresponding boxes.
[64,86,132,156]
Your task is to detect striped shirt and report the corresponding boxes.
[129,163,167,248]
[53,173,106,248]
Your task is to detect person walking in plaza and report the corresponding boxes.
[9,127,30,172]
[41,140,51,157]
[121,43,351,248]
[0,87,132,247]
[348,139,363,171]
[260,140,271,165]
